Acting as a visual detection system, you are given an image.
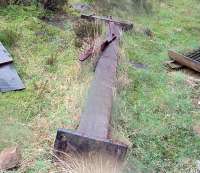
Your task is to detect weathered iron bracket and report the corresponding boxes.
[81,14,133,31]
[54,129,128,160]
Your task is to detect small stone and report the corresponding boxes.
[0,146,22,171]
[196,160,200,171]
[129,61,148,70]
[174,28,182,33]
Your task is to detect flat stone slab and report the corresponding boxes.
[0,42,13,65]
[0,63,25,92]
[130,61,148,70]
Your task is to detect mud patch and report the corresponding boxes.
[129,61,148,70]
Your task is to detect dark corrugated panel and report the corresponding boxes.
[0,42,13,65]
[0,64,25,92]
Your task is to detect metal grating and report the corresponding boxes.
[184,48,200,62]
[168,48,200,72]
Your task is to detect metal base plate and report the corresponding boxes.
[54,128,128,160]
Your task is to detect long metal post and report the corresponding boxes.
[77,22,121,139]
[54,22,128,160]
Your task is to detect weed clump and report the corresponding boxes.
[73,20,102,39]
[0,0,8,6]
[0,0,68,11]
[73,19,102,47]
[53,152,123,173]
[95,0,153,15]
[0,29,19,47]
[40,0,68,11]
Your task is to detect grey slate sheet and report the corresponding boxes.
[0,42,13,65]
[0,64,25,92]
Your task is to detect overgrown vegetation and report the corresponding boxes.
[0,4,92,172]
[0,0,69,11]
[94,0,153,16]
[113,0,200,172]
[0,0,200,172]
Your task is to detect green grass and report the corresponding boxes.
[1,1,200,172]
[0,4,92,172]
[113,0,200,172]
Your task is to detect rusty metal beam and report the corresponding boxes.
[0,42,13,65]
[77,23,120,139]
[54,22,128,160]
[54,129,128,160]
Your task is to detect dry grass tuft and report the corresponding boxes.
[52,152,124,173]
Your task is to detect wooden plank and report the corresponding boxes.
[0,42,13,65]
[81,14,133,31]
[0,64,25,92]
[168,50,200,72]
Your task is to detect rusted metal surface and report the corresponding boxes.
[54,129,128,160]
[54,22,128,160]
[77,22,121,139]
[79,34,117,62]
[81,14,133,31]
[168,50,200,72]
[100,34,116,52]
[79,45,94,61]
[0,42,13,65]
[0,64,25,92]
[0,42,25,92]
